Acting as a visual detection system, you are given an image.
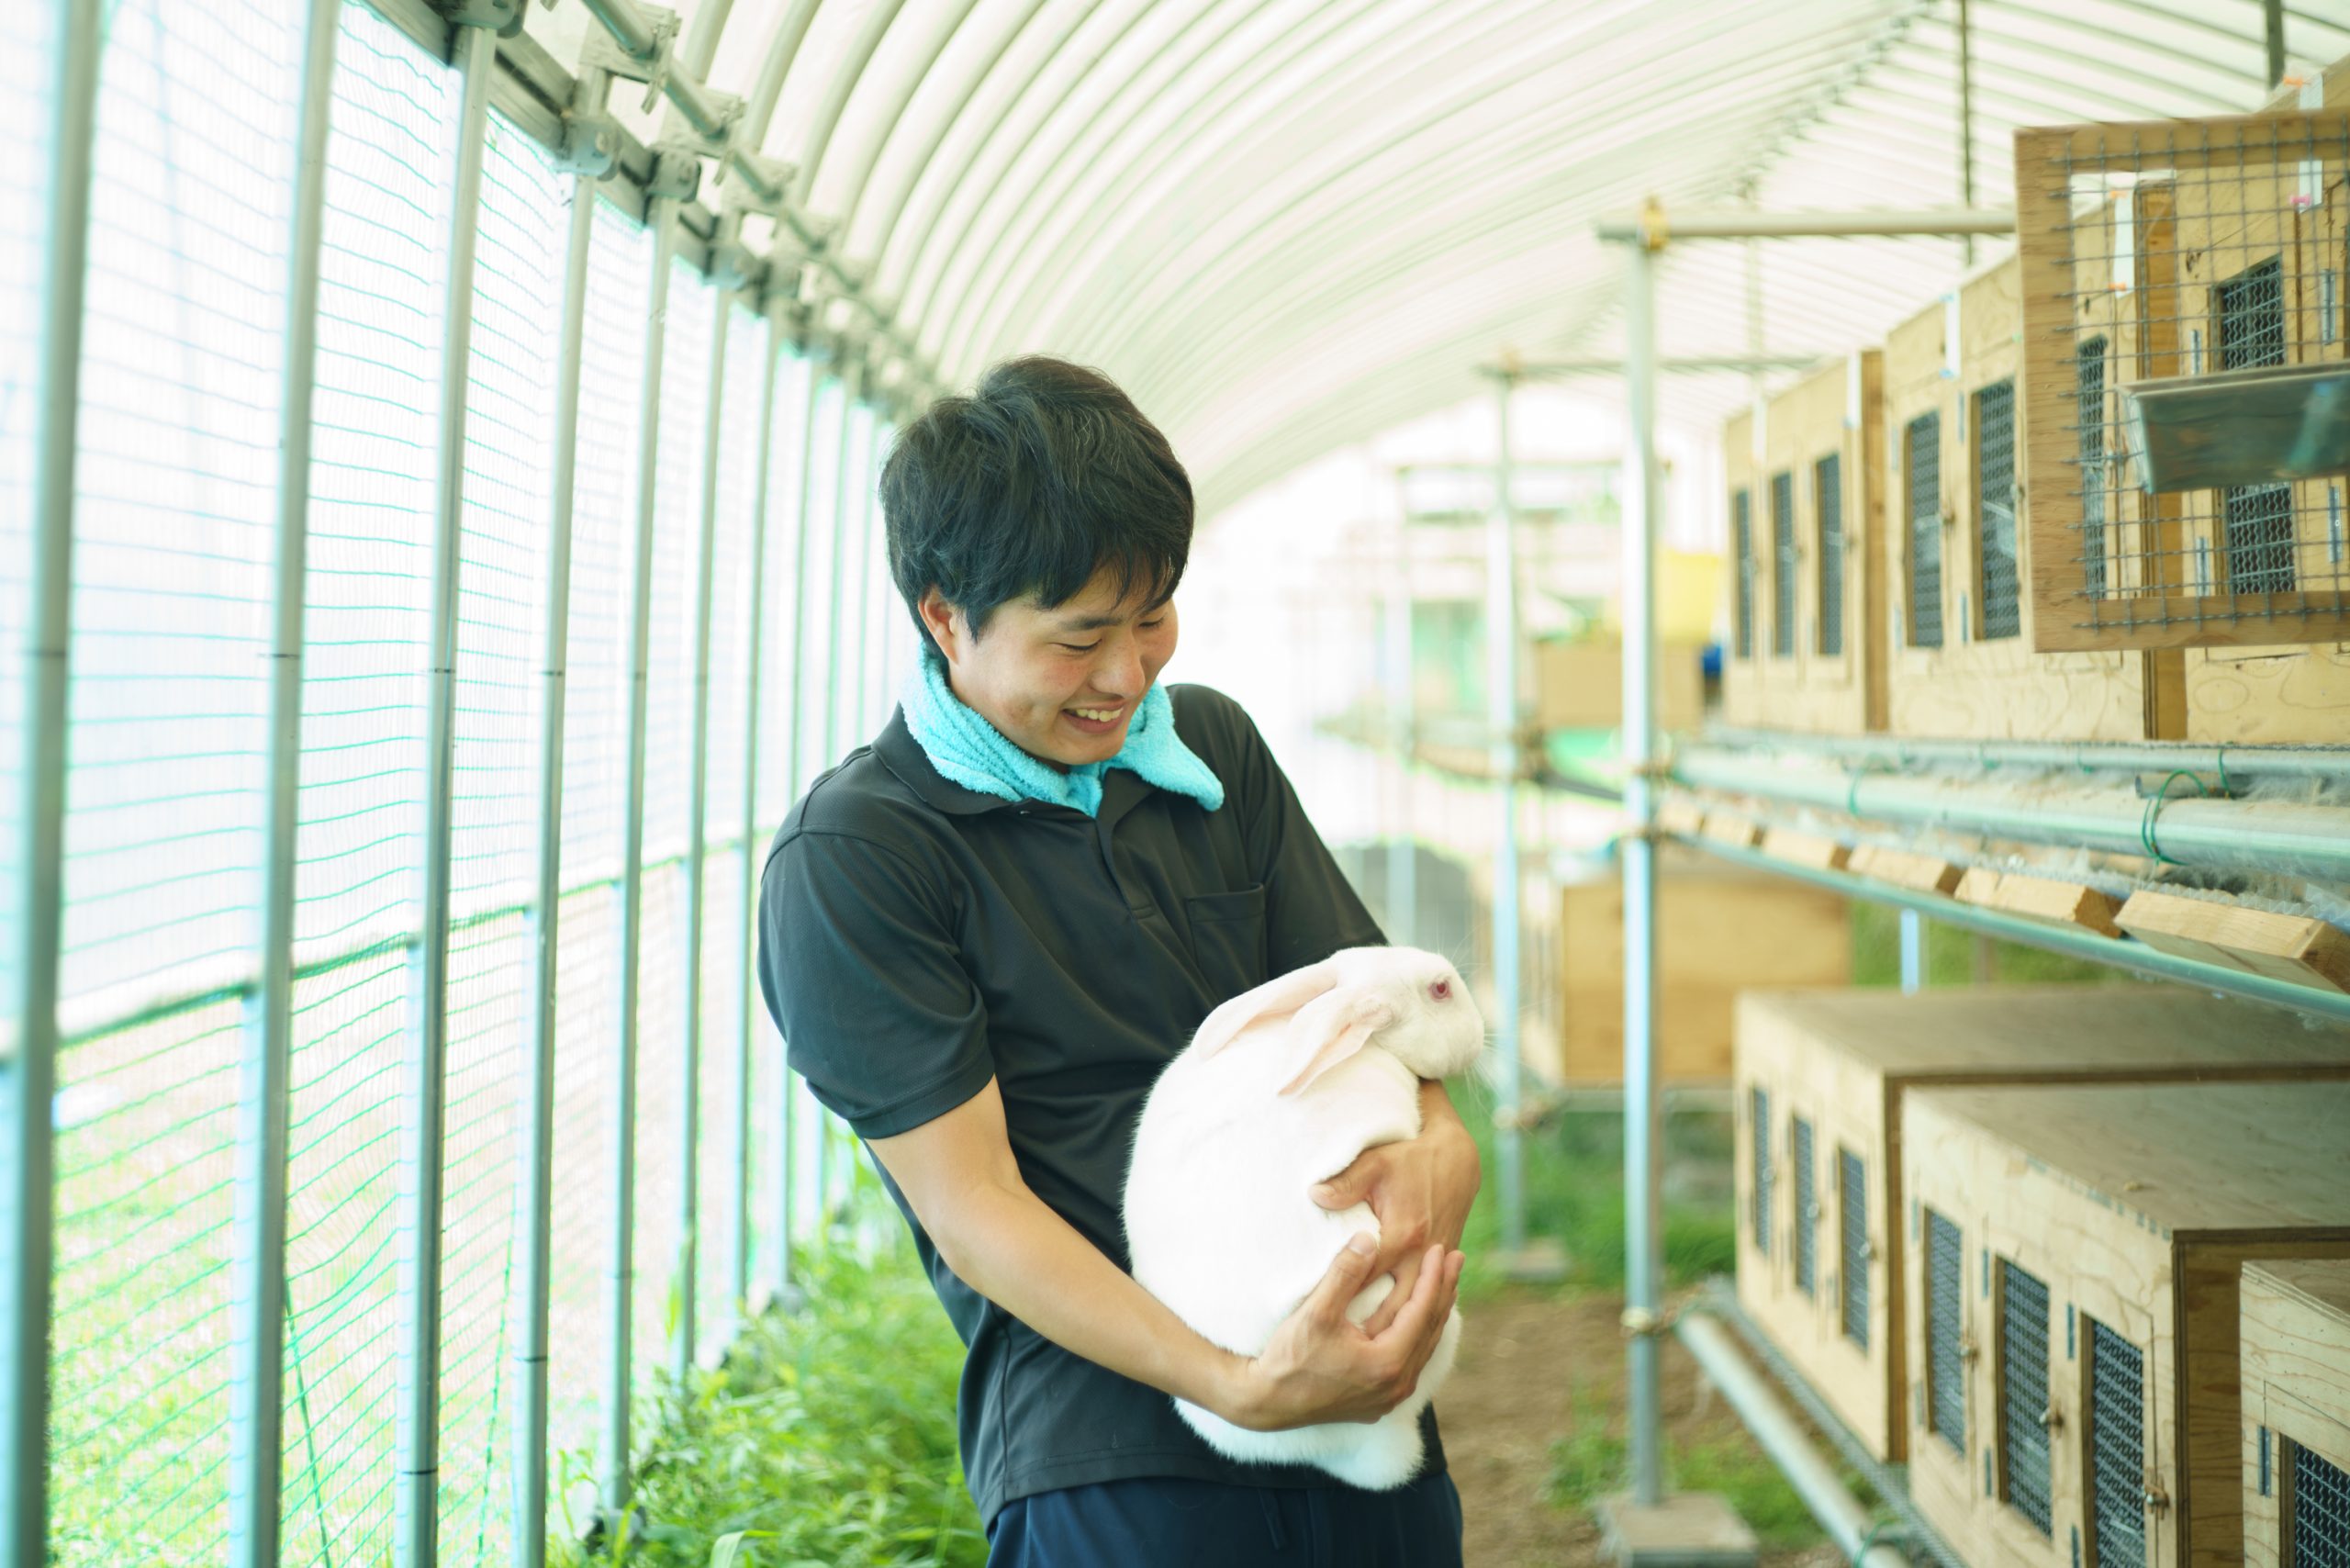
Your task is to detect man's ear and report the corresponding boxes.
[1277,990,1396,1095]
[917,587,963,662]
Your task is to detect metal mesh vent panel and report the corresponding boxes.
[1838,1148,1866,1347]
[1791,1116,1816,1297]
[1977,379,2020,639]
[1906,412,1942,647]
[2225,483,2298,594]
[1772,471,1796,656]
[2001,1260,2055,1536]
[2294,1441,2350,1568]
[1733,489,1754,659]
[2078,338,2108,599]
[1816,454,1844,656]
[2215,256,2298,596]
[2218,255,2287,372]
[1926,1209,1964,1452]
[1750,1086,1771,1257]
[2088,1321,2146,1568]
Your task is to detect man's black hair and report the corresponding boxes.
[881,356,1192,654]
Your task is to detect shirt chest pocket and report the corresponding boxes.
[1181,883,1269,1004]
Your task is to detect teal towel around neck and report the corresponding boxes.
[901,652,1225,818]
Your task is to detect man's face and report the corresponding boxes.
[921,566,1180,770]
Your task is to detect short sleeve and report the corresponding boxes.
[1188,689,1386,973]
[757,829,994,1139]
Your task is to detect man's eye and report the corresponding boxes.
[1058,642,1101,655]
[1139,618,1167,631]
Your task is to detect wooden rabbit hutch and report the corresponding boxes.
[1900,1082,2350,1568]
[2240,1260,2350,1567]
[2012,106,2350,739]
[1732,987,2350,1467]
[1881,254,2184,739]
[1721,352,1888,734]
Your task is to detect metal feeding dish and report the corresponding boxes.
[2118,361,2350,494]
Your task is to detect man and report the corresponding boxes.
[757,356,1481,1565]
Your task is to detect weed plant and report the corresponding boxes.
[555,1238,985,1568]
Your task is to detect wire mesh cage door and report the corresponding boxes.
[1998,1258,2056,1539]
[2014,109,2350,650]
[2288,1439,2350,1568]
[2085,1319,2149,1568]
[1925,1208,1966,1457]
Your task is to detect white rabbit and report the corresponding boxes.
[1123,946,1485,1490]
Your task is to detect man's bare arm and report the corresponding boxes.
[867,1077,1463,1432]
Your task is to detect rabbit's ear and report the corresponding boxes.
[1193,960,1339,1059]
[1276,990,1397,1095]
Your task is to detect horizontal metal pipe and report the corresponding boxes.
[1700,727,2350,784]
[1673,746,2350,883]
[1675,1310,1914,1568]
[1681,834,2350,1026]
[1595,206,2014,241]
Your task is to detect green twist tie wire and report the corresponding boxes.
[2214,744,2233,799]
[2140,768,2208,865]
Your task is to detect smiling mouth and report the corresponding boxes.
[1067,703,1125,723]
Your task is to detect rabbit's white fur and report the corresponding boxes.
[1123,946,1485,1490]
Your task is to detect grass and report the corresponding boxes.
[1548,1379,1878,1552]
[556,1236,985,1568]
[1850,899,2124,988]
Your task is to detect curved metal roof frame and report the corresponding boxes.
[607,0,2350,513]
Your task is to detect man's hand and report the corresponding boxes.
[1225,1235,1464,1431]
[1310,1080,1482,1336]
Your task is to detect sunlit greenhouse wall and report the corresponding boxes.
[6,2,905,1560]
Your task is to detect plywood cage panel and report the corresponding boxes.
[1549,853,1850,1086]
[2242,1260,2350,1567]
[2013,109,2350,655]
[1732,988,2350,1469]
[1880,256,2177,738]
[1721,353,1890,734]
[1901,1083,2350,1568]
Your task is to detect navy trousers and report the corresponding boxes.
[985,1470,1464,1567]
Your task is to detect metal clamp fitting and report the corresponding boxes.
[1619,1304,1676,1338]
[444,0,525,36]
[554,109,622,178]
[644,139,703,204]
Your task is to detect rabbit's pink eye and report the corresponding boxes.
[1429,980,1452,1002]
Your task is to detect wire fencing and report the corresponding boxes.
[6,2,907,1562]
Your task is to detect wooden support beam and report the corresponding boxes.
[1851,845,1964,895]
[2117,890,2350,993]
[1957,868,2123,937]
[1761,827,1852,871]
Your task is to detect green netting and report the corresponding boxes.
[280,8,453,1563]
[48,0,300,1559]
[793,376,845,789]
[25,6,855,1554]
[694,303,769,1348]
[753,353,813,831]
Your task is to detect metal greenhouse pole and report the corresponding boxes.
[733,304,783,1320]
[676,286,733,1381]
[397,21,497,1567]
[1595,196,2009,1557]
[511,170,600,1568]
[231,1,341,1563]
[1618,214,1666,1510]
[1485,373,1525,1264]
[607,189,681,1525]
[5,5,100,1563]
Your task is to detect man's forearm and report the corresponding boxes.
[937,1178,1249,1418]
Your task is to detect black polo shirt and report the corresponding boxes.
[755,682,1447,1524]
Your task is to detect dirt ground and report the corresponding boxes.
[1442,1292,1841,1567]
